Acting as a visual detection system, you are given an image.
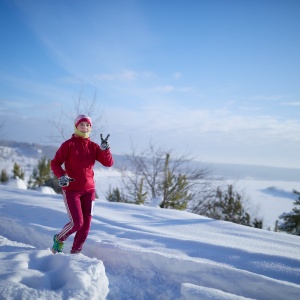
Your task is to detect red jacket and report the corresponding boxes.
[51,134,114,192]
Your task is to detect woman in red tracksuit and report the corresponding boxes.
[50,114,113,254]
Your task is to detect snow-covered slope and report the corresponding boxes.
[0,185,300,299]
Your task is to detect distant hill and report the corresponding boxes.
[0,140,57,159]
[0,140,126,169]
[1,139,300,182]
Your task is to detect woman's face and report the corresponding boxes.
[77,122,91,133]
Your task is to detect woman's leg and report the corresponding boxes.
[71,189,95,253]
[57,191,84,242]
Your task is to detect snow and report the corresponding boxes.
[35,186,56,194]
[0,237,108,300]
[1,142,300,299]
[4,178,27,190]
[1,183,300,300]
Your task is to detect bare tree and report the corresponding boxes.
[117,142,216,211]
[47,88,105,143]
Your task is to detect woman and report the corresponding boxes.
[50,114,113,254]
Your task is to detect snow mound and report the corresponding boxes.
[0,235,109,300]
[35,186,56,194]
[4,178,27,189]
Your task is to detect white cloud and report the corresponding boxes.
[172,72,182,80]
[110,105,300,143]
[153,85,175,92]
[238,105,263,112]
[152,85,193,93]
[252,95,283,101]
[95,70,138,82]
[0,73,72,105]
[94,71,159,83]
[281,101,300,106]
[105,104,300,167]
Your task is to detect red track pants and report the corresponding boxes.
[57,189,95,252]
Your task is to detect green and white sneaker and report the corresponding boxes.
[52,235,64,253]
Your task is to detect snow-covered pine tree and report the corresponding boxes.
[12,162,25,180]
[0,169,9,183]
[278,190,300,236]
[159,153,192,210]
[29,156,51,188]
[205,184,253,226]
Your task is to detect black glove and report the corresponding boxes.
[100,134,110,150]
[58,175,75,187]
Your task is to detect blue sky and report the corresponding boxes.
[1,0,300,168]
